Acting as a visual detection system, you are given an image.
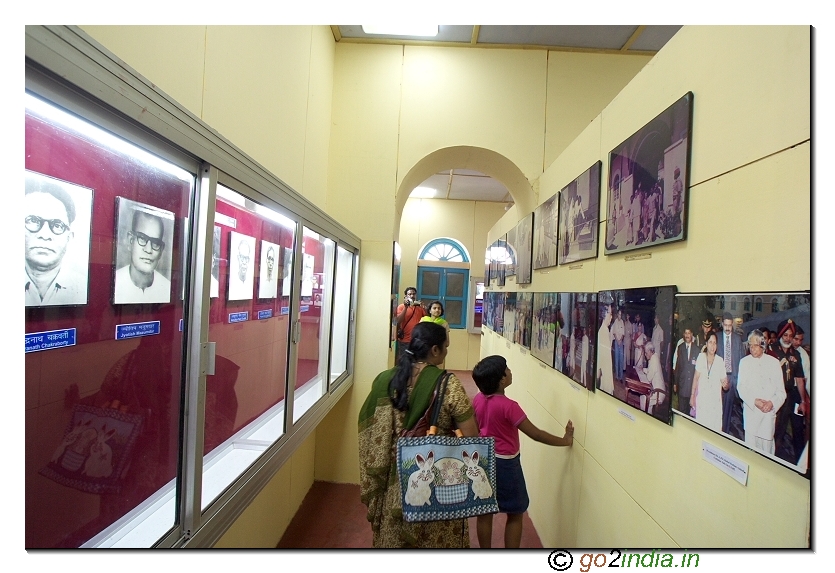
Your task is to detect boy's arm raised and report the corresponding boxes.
[518,419,574,447]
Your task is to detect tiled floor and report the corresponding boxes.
[277,370,544,549]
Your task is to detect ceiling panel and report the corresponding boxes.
[478,25,639,50]
[338,25,473,43]
[448,173,511,202]
[629,25,682,51]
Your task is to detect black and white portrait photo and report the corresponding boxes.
[113,197,175,305]
[558,161,601,265]
[25,170,93,307]
[605,93,692,255]
[533,194,558,270]
[596,286,677,424]
[673,292,811,474]
[258,239,280,299]
[228,231,256,301]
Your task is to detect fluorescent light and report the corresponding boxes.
[362,25,438,37]
[410,186,437,199]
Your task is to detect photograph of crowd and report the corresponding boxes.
[515,214,533,285]
[561,292,598,390]
[514,292,533,349]
[596,286,676,423]
[483,291,504,335]
[502,292,517,342]
[533,194,558,270]
[672,293,811,474]
[605,93,692,255]
[558,161,601,266]
[531,292,561,366]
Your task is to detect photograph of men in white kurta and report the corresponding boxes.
[258,240,280,299]
[737,330,786,456]
[25,170,93,307]
[228,231,256,301]
[558,161,601,266]
[113,198,175,304]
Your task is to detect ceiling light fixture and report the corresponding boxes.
[410,186,437,198]
[361,25,439,37]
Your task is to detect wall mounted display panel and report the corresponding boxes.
[561,292,598,390]
[505,225,518,277]
[533,194,558,270]
[258,240,281,300]
[558,161,601,265]
[513,291,533,349]
[673,292,811,476]
[605,93,692,255]
[515,213,534,284]
[25,92,195,548]
[502,292,517,342]
[202,185,296,511]
[596,286,677,424]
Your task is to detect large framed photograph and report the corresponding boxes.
[25,170,93,307]
[258,239,280,299]
[605,93,693,255]
[514,292,533,349]
[533,195,558,270]
[596,286,677,423]
[673,292,811,475]
[505,226,517,277]
[502,292,517,342]
[227,231,256,301]
[515,213,534,285]
[561,292,598,390]
[559,161,601,265]
[113,197,175,305]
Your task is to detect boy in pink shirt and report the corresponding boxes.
[472,355,574,548]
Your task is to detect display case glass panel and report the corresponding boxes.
[329,246,354,388]
[201,185,296,510]
[25,93,195,548]
[292,227,335,422]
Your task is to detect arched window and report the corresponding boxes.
[744,297,751,311]
[417,238,470,329]
[420,238,470,262]
[719,296,725,310]
[755,297,763,312]
[730,297,737,311]
[771,298,779,313]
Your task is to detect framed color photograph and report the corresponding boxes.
[258,239,280,299]
[533,194,558,270]
[25,170,94,307]
[605,93,693,255]
[113,197,175,305]
[502,292,517,342]
[505,226,517,277]
[596,286,677,423]
[514,292,533,349]
[531,292,561,367]
[227,231,256,301]
[561,292,598,390]
[515,213,534,285]
[672,292,811,475]
[558,161,601,265]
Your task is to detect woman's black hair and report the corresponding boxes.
[428,300,444,316]
[390,321,447,411]
[472,355,507,395]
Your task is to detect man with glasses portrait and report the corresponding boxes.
[114,209,171,304]
[25,175,87,306]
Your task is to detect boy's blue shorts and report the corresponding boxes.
[495,454,529,514]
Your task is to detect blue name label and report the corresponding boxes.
[179,318,184,332]
[280,306,289,315]
[26,328,77,353]
[115,321,161,340]
[300,305,309,313]
[229,311,249,323]
[257,309,273,320]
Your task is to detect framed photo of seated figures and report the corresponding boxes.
[673,291,811,476]
[605,92,693,255]
[596,286,677,424]
[558,161,601,265]
[533,194,558,270]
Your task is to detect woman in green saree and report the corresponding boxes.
[358,322,479,548]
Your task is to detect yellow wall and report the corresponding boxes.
[486,26,810,548]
